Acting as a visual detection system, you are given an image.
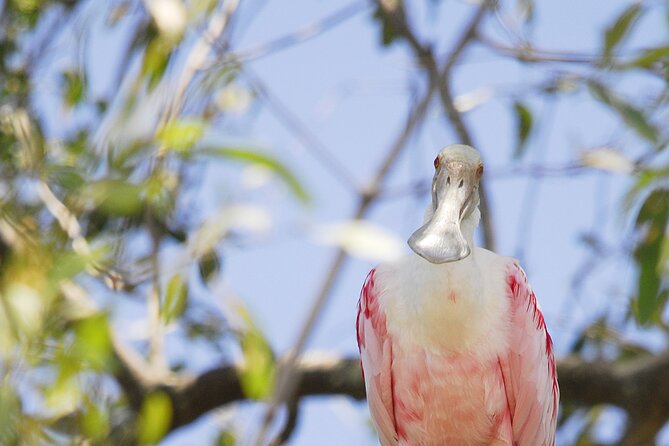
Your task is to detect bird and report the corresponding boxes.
[356,144,558,446]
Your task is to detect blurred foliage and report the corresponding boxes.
[0,0,303,443]
[0,0,666,445]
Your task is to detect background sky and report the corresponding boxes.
[36,0,668,444]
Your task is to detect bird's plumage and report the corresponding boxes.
[357,249,558,446]
[357,144,558,445]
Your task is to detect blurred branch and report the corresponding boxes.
[478,33,602,64]
[158,0,241,131]
[221,1,370,64]
[374,0,496,251]
[244,70,360,191]
[110,351,669,443]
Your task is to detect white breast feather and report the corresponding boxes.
[375,248,512,359]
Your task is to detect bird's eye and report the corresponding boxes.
[433,156,440,169]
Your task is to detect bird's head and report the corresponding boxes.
[408,144,483,264]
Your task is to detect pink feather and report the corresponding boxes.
[356,261,558,446]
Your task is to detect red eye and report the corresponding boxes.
[434,156,440,169]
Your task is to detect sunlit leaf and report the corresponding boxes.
[142,37,172,89]
[237,305,275,400]
[624,165,669,209]
[80,400,110,440]
[0,385,20,444]
[48,251,88,284]
[314,220,404,262]
[603,4,643,61]
[588,81,658,143]
[454,87,494,113]
[157,119,205,153]
[580,147,635,174]
[189,205,271,257]
[5,283,45,337]
[215,431,237,446]
[45,369,81,417]
[626,45,669,70]
[633,189,669,325]
[145,169,178,216]
[216,84,252,114]
[202,147,310,203]
[162,274,188,323]
[72,313,112,370]
[512,101,533,158]
[137,391,172,445]
[145,0,187,38]
[84,179,144,216]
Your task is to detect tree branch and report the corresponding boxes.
[374,0,497,251]
[112,351,669,442]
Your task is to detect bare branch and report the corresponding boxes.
[374,0,497,251]
[228,2,369,64]
[252,76,437,446]
[244,70,360,191]
[109,351,669,443]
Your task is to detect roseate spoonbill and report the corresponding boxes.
[356,144,558,445]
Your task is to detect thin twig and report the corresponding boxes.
[244,70,360,191]
[374,0,496,250]
[213,1,369,65]
[158,0,242,133]
[251,70,437,446]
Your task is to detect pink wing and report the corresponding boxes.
[356,269,398,446]
[500,261,559,446]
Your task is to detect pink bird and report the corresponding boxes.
[357,145,558,446]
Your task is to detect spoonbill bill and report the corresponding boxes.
[356,144,558,445]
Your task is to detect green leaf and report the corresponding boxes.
[624,165,669,210]
[72,313,112,370]
[512,101,533,158]
[633,189,669,325]
[372,2,402,47]
[236,306,275,400]
[48,165,86,191]
[142,37,172,90]
[0,385,20,444]
[202,147,310,203]
[137,391,172,445]
[157,119,205,153]
[198,250,221,284]
[626,45,669,70]
[62,70,86,108]
[162,274,188,323]
[215,431,237,446]
[603,4,643,60]
[84,179,144,216]
[80,400,110,441]
[588,81,658,143]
